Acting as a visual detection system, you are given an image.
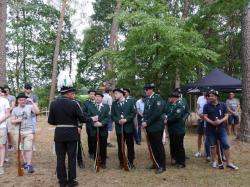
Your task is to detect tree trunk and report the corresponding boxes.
[49,0,67,103]
[239,2,250,142]
[106,0,121,89]
[175,0,190,89]
[0,0,7,86]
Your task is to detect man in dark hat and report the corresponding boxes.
[88,92,110,169]
[203,90,238,170]
[142,83,166,174]
[111,88,136,169]
[82,89,97,159]
[164,91,187,168]
[48,73,98,187]
[11,92,40,173]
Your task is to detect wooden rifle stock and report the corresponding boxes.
[17,121,23,176]
[143,128,159,169]
[94,127,100,172]
[216,127,224,169]
[121,125,130,171]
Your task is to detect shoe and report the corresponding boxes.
[89,154,94,160]
[4,157,9,162]
[32,145,36,151]
[206,156,211,162]
[129,163,136,170]
[0,166,4,175]
[226,163,239,170]
[218,164,224,169]
[107,143,115,148]
[27,164,34,173]
[8,145,14,152]
[68,180,79,187]
[146,165,157,170]
[78,161,85,169]
[101,164,106,169]
[22,162,28,170]
[118,164,123,170]
[155,167,165,174]
[212,162,217,168]
[176,164,186,169]
[136,142,141,145]
[194,152,201,158]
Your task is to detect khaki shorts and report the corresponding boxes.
[15,132,33,151]
[0,128,7,145]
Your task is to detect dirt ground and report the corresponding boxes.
[1,116,250,187]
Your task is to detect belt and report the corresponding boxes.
[56,125,76,128]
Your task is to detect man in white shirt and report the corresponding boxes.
[0,87,10,175]
[135,95,145,145]
[194,92,210,160]
[102,88,115,147]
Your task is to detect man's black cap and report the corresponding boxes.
[144,83,155,90]
[123,88,130,93]
[95,92,104,97]
[88,89,96,94]
[113,88,125,95]
[209,89,219,97]
[170,91,180,98]
[24,83,32,89]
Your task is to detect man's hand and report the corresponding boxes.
[91,115,99,122]
[78,128,82,134]
[94,122,102,127]
[142,122,147,128]
[119,118,127,125]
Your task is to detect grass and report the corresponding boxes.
[1,116,250,187]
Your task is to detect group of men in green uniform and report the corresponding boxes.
[82,83,190,174]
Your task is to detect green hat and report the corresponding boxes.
[113,88,125,95]
[170,91,180,98]
[16,92,28,99]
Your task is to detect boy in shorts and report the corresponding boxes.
[11,93,39,173]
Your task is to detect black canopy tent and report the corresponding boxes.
[181,68,242,93]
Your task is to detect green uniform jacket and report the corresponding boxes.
[165,101,186,135]
[88,103,110,137]
[111,99,136,134]
[82,99,95,129]
[143,93,165,132]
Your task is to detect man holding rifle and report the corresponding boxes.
[111,88,136,170]
[89,92,110,169]
[203,90,238,170]
[142,83,166,174]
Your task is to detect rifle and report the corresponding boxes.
[143,128,159,169]
[94,127,100,172]
[17,115,23,176]
[121,125,130,171]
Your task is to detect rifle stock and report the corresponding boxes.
[121,125,130,171]
[143,128,159,169]
[94,127,100,172]
[216,127,224,169]
[17,122,23,176]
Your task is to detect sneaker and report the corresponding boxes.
[4,157,9,162]
[194,152,201,158]
[227,163,239,170]
[27,164,34,173]
[107,143,115,148]
[0,166,4,175]
[206,156,211,162]
[218,164,224,169]
[8,145,14,152]
[212,161,217,168]
[22,162,28,170]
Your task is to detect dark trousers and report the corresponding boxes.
[55,141,77,185]
[147,130,166,169]
[86,127,94,155]
[116,132,135,164]
[77,135,84,165]
[134,115,142,143]
[169,133,185,166]
[91,135,108,164]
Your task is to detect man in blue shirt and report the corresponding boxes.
[203,90,238,170]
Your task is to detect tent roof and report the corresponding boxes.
[181,68,242,93]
